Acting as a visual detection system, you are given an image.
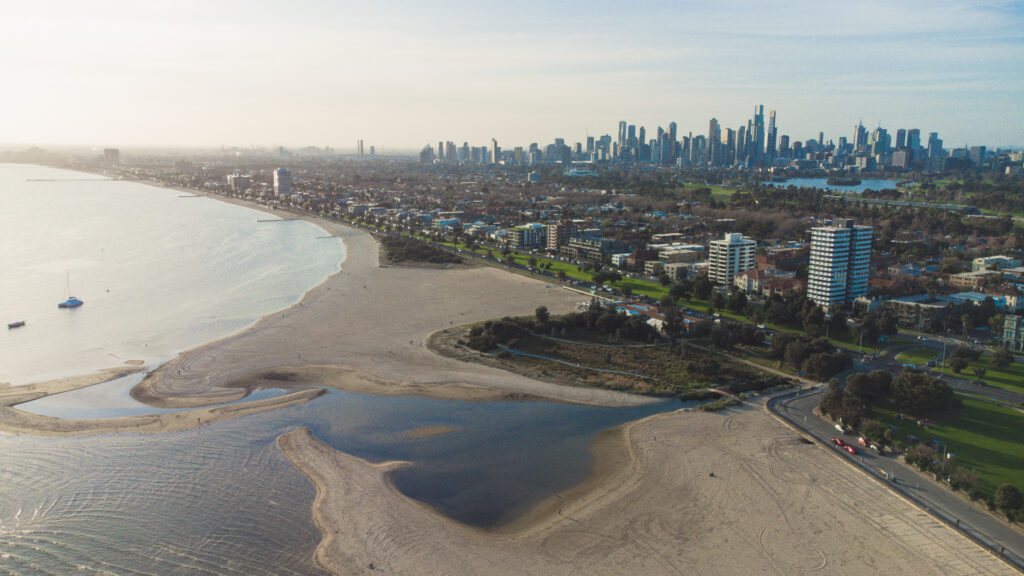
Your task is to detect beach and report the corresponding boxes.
[7,194,1017,575]
[280,402,1015,576]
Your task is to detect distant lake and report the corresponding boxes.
[766,177,908,194]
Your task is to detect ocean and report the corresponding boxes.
[0,163,345,385]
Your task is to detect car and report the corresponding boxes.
[857,437,868,447]
[843,445,857,455]
[832,437,847,448]
[834,424,845,434]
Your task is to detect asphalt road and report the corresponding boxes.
[770,387,1024,572]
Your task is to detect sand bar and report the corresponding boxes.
[0,366,325,437]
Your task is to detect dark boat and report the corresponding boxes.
[8,321,25,329]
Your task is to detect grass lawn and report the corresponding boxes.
[906,352,1024,395]
[895,348,939,365]
[873,396,1024,496]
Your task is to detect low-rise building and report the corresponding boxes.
[972,255,1022,272]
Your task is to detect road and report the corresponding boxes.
[770,387,1024,572]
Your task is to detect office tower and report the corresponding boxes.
[709,233,756,286]
[273,168,293,197]
[853,122,868,151]
[871,127,890,156]
[357,140,364,157]
[906,129,921,150]
[766,110,777,162]
[808,219,872,311]
[627,125,637,147]
[369,146,375,157]
[667,120,675,161]
[736,125,747,165]
[491,138,500,164]
[779,134,790,157]
[708,118,720,166]
[752,105,765,165]
[896,129,907,149]
[969,146,987,166]
[725,128,736,165]
[618,121,627,147]
[586,136,595,157]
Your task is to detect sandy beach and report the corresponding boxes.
[132,213,652,409]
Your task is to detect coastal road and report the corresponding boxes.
[769,388,1024,572]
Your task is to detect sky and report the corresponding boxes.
[1,0,1022,152]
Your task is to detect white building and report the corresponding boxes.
[808,219,872,311]
[273,168,293,197]
[708,233,756,285]
[972,255,1022,273]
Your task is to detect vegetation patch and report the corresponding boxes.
[459,303,792,397]
[379,235,463,265]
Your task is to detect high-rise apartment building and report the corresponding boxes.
[709,233,756,286]
[808,219,872,311]
[273,168,293,197]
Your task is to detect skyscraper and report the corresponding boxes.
[751,105,765,165]
[766,110,777,162]
[808,219,872,311]
[273,168,292,197]
[709,233,756,286]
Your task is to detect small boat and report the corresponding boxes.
[58,273,84,309]
[8,321,25,329]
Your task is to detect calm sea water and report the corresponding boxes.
[0,164,679,574]
[0,163,345,385]
[767,177,907,193]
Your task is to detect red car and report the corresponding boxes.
[844,445,857,455]
[831,437,847,448]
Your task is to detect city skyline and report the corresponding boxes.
[1,1,1022,150]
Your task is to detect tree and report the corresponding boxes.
[992,347,1014,368]
[961,314,973,338]
[728,291,748,313]
[891,371,956,417]
[711,291,726,310]
[995,484,1023,512]
[658,273,672,287]
[528,256,538,268]
[693,276,713,300]
[535,306,550,324]
[948,356,968,373]
[972,365,987,379]
[621,285,633,298]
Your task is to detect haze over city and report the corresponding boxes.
[2,0,1022,150]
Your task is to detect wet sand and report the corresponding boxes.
[0,366,325,437]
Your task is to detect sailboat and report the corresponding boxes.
[58,273,84,309]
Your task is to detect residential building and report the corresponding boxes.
[807,219,872,311]
[273,168,293,197]
[709,233,756,286]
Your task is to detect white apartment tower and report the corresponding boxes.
[808,219,872,311]
[709,233,756,285]
[273,168,293,197]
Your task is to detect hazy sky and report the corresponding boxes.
[2,0,1022,151]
